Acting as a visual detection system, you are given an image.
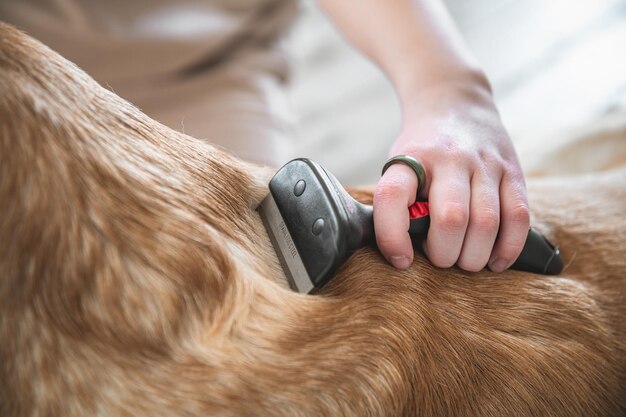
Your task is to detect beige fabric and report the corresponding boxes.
[0,0,297,165]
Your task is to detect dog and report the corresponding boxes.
[1,23,624,417]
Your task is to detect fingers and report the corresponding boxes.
[374,163,418,269]
[427,164,527,273]
[488,170,530,272]
[374,155,528,274]
[423,165,471,268]
[456,171,500,271]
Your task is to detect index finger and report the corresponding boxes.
[373,163,419,269]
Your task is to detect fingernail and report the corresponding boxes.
[390,255,411,269]
[489,258,509,273]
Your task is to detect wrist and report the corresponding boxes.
[398,70,495,120]
[390,72,502,157]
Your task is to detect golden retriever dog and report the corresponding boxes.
[1,23,624,417]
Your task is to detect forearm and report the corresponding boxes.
[315,0,490,109]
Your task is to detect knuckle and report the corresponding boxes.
[374,177,406,203]
[376,232,402,247]
[447,146,474,164]
[503,159,524,176]
[401,145,428,159]
[437,203,469,232]
[477,149,504,169]
[509,204,531,228]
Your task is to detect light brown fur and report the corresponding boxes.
[1,23,624,417]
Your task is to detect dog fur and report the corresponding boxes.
[1,23,625,417]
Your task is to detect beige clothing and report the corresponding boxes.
[0,0,297,165]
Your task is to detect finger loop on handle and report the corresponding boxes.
[382,155,426,197]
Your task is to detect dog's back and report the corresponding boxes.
[1,23,624,417]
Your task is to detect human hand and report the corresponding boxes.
[374,82,530,272]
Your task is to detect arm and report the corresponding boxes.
[315,0,530,272]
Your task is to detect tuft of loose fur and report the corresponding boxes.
[1,23,624,417]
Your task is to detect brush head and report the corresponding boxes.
[258,193,314,293]
[258,159,373,293]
